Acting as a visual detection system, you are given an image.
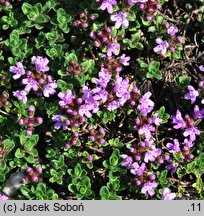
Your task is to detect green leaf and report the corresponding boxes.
[36,183,46,194]
[68,184,76,193]
[74,164,83,177]
[109,171,119,181]
[0,160,7,171]
[99,186,109,197]
[173,153,183,162]
[20,186,31,199]
[15,148,25,158]
[102,110,116,124]
[27,134,39,147]
[157,106,170,124]
[148,26,156,32]
[57,79,73,93]
[107,179,120,191]
[0,174,5,182]
[34,3,43,14]
[127,10,136,21]
[140,61,148,68]
[146,67,162,80]
[44,101,59,117]
[3,139,15,152]
[175,75,191,87]
[131,33,140,42]
[22,3,32,15]
[109,155,118,167]
[87,162,93,169]
[134,42,144,50]
[108,138,124,148]
[25,155,35,163]
[156,170,170,187]
[81,60,95,73]
[65,52,78,64]
[36,14,50,24]
[46,0,57,9]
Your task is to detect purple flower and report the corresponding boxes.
[128,0,148,4]
[166,162,179,173]
[121,154,133,169]
[152,113,162,125]
[43,82,57,97]
[110,11,129,29]
[171,110,186,129]
[184,138,194,148]
[107,100,120,111]
[58,90,75,107]
[107,43,120,57]
[183,127,200,142]
[88,101,100,113]
[113,75,131,106]
[184,85,199,104]
[78,104,93,118]
[141,182,158,196]
[167,26,178,36]
[194,105,204,119]
[22,78,39,92]
[199,65,204,72]
[9,62,25,80]
[119,54,130,66]
[0,194,9,200]
[92,87,108,103]
[137,92,154,116]
[166,139,180,153]
[100,0,117,14]
[138,124,155,140]
[13,90,28,104]
[52,115,69,130]
[153,38,169,55]
[130,162,146,176]
[162,188,176,200]
[114,75,130,98]
[199,81,204,89]
[31,56,49,73]
[144,147,161,163]
[94,68,111,88]
[118,92,131,106]
[80,86,100,116]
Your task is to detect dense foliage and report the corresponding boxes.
[0,0,203,200]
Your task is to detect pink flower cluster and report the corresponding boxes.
[22,166,43,184]
[128,0,162,21]
[10,56,57,104]
[18,105,43,135]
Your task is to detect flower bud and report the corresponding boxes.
[32,176,38,182]
[5,1,11,7]
[89,136,95,141]
[18,119,24,125]
[89,15,96,20]
[28,105,35,112]
[140,4,145,10]
[72,139,78,145]
[94,40,101,47]
[36,167,43,173]
[36,117,43,124]
[130,100,136,106]
[135,155,141,161]
[26,129,32,136]
[82,22,88,28]
[149,174,156,180]
[136,180,141,186]
[99,128,105,135]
